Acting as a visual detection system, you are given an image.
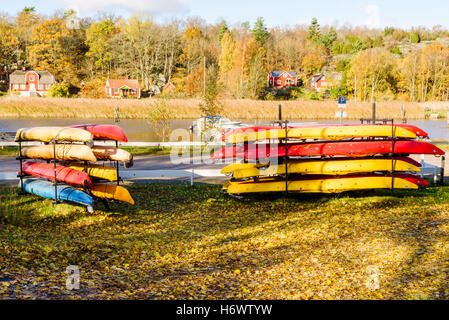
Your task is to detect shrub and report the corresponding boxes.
[390,46,401,55]
[411,32,421,44]
[305,90,320,100]
[47,82,70,97]
[329,87,340,99]
[264,92,275,100]
[80,79,108,98]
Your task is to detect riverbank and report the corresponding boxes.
[0,96,443,120]
[1,183,449,299]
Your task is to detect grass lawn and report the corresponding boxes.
[1,183,449,299]
[0,147,19,157]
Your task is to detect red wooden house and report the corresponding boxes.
[162,82,175,94]
[308,74,328,91]
[268,71,297,88]
[9,70,55,97]
[105,78,141,98]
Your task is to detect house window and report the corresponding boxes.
[130,89,135,94]
[20,84,26,90]
[29,75,35,81]
[38,84,44,90]
[277,80,281,85]
[114,88,119,94]
[13,84,19,90]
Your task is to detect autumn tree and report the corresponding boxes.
[0,18,20,73]
[301,41,326,76]
[218,32,237,96]
[348,48,396,101]
[85,19,117,73]
[398,50,421,101]
[422,42,449,101]
[28,19,73,81]
[16,7,40,66]
[244,38,267,98]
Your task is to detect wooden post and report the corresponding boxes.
[372,102,376,124]
[278,104,282,121]
[401,105,406,123]
[114,104,120,124]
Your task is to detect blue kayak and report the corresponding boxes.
[22,179,93,206]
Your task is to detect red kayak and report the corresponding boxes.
[211,140,445,160]
[71,124,128,142]
[222,123,428,141]
[20,161,92,186]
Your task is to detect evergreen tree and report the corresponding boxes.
[307,18,321,43]
[251,17,269,45]
[218,21,229,42]
[321,26,337,51]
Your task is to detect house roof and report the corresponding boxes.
[310,74,325,83]
[10,70,55,84]
[107,79,140,90]
[270,71,297,78]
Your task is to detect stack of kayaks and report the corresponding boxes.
[212,123,445,195]
[16,125,135,209]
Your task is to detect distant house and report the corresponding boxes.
[105,78,141,98]
[162,82,175,94]
[268,71,297,88]
[308,74,328,91]
[9,70,55,97]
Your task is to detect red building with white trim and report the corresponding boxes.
[308,74,328,91]
[105,78,141,98]
[268,71,298,88]
[9,70,55,97]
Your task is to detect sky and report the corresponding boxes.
[1,0,449,29]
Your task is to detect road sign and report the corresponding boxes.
[338,96,347,105]
[335,111,347,118]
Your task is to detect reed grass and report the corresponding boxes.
[0,96,433,120]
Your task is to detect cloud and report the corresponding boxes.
[59,0,196,14]
[364,4,381,28]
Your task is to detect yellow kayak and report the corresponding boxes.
[87,183,135,205]
[222,158,421,179]
[22,144,97,162]
[224,175,419,194]
[227,125,416,143]
[69,163,118,182]
[15,127,92,143]
[91,146,133,163]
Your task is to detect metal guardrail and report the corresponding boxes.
[0,169,224,182]
[0,132,15,142]
[0,141,223,147]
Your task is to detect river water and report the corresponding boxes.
[0,118,448,141]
